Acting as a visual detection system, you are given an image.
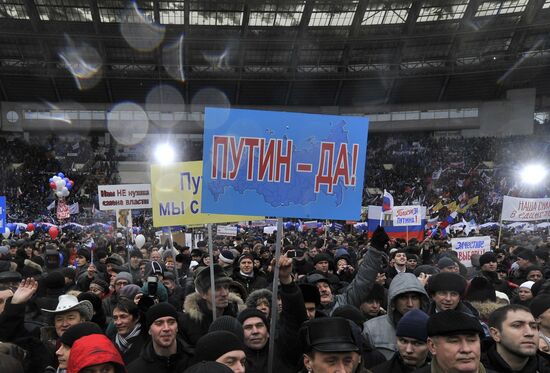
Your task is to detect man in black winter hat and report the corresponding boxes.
[531,294,550,351]
[413,310,488,373]
[56,322,103,371]
[372,309,430,373]
[479,252,498,272]
[299,283,322,320]
[510,248,537,285]
[193,331,246,373]
[127,302,192,373]
[236,254,307,373]
[426,272,478,318]
[300,317,363,373]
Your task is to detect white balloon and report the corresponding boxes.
[135,234,146,249]
[56,191,63,198]
[2,227,10,239]
[62,190,69,197]
[55,180,64,190]
[27,230,34,237]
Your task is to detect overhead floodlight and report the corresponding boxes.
[154,143,176,165]
[520,164,548,185]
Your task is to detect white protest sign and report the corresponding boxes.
[502,196,550,221]
[98,184,152,211]
[263,226,277,235]
[451,236,491,267]
[216,225,238,236]
[392,205,422,226]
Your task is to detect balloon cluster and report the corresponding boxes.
[49,172,74,198]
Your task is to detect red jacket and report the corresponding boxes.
[67,334,126,373]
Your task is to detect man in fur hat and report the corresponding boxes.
[180,264,243,347]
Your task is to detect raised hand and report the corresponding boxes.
[11,278,38,305]
[279,255,293,285]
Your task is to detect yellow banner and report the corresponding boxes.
[151,161,262,227]
[432,201,444,212]
[456,205,469,214]
[446,201,458,212]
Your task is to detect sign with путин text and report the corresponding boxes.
[392,205,422,226]
[98,184,152,211]
[451,236,491,267]
[151,161,261,227]
[201,108,369,220]
[502,196,550,221]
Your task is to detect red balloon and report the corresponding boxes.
[49,182,56,189]
[69,180,74,186]
[48,226,59,240]
[27,223,35,231]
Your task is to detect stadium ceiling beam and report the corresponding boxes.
[184,0,190,103]
[22,0,60,101]
[333,0,370,105]
[50,77,61,101]
[152,0,163,85]
[493,0,544,98]
[235,1,251,105]
[0,76,8,101]
[507,0,545,56]
[285,0,314,105]
[438,0,481,101]
[384,0,422,104]
[88,0,113,103]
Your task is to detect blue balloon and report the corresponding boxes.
[49,178,54,183]
[66,183,72,190]
[7,223,15,231]
[58,172,65,178]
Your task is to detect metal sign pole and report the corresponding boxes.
[167,226,179,279]
[497,215,503,248]
[267,218,283,373]
[207,223,216,320]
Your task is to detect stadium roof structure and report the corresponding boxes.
[0,0,549,106]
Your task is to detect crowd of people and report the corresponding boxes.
[0,123,550,372]
[3,128,550,228]
[0,221,550,373]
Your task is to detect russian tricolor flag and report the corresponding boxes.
[368,205,425,241]
[382,190,394,212]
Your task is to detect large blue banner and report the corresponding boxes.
[0,196,5,232]
[201,108,369,220]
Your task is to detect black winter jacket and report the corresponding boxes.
[126,338,192,373]
[481,342,550,373]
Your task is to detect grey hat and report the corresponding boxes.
[194,264,232,294]
[0,246,9,256]
[437,257,457,269]
[115,271,133,284]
